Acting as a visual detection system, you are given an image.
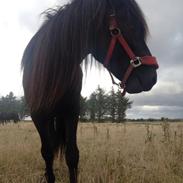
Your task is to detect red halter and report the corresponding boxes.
[104,15,159,95]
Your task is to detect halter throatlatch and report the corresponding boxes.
[104,14,159,96]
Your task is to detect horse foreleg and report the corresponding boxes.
[65,116,79,183]
[32,115,55,183]
[41,143,55,183]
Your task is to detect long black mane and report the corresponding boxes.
[21,0,148,112]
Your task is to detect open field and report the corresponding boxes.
[0,121,183,183]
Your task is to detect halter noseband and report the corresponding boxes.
[104,14,159,95]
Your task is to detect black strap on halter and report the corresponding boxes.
[107,0,116,16]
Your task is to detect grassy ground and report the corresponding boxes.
[0,121,183,183]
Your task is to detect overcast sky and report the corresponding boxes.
[0,0,183,119]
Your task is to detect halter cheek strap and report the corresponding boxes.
[104,15,159,95]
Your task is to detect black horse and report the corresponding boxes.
[0,112,20,124]
[21,0,158,182]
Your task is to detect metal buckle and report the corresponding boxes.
[110,28,121,36]
[130,57,142,68]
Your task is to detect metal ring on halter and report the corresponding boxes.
[130,57,142,68]
[110,28,121,36]
[120,84,126,96]
[120,82,126,89]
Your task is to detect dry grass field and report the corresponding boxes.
[0,121,183,183]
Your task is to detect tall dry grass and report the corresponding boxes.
[0,121,183,183]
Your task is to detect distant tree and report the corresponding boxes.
[18,96,30,119]
[87,92,97,121]
[95,86,108,122]
[161,117,169,122]
[107,88,116,122]
[83,87,133,122]
[115,90,132,123]
[0,92,17,113]
[80,96,87,121]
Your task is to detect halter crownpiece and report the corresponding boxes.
[104,14,159,95]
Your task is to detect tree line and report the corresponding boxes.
[0,87,132,123]
[80,86,132,122]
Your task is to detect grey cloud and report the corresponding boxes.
[17,0,67,33]
[137,0,183,67]
[125,0,183,118]
[130,92,183,107]
[18,10,40,33]
[127,105,183,119]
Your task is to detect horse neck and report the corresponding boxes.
[56,3,101,64]
[71,25,94,64]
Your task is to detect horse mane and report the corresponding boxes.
[21,0,148,112]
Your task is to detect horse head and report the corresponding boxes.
[91,0,158,94]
